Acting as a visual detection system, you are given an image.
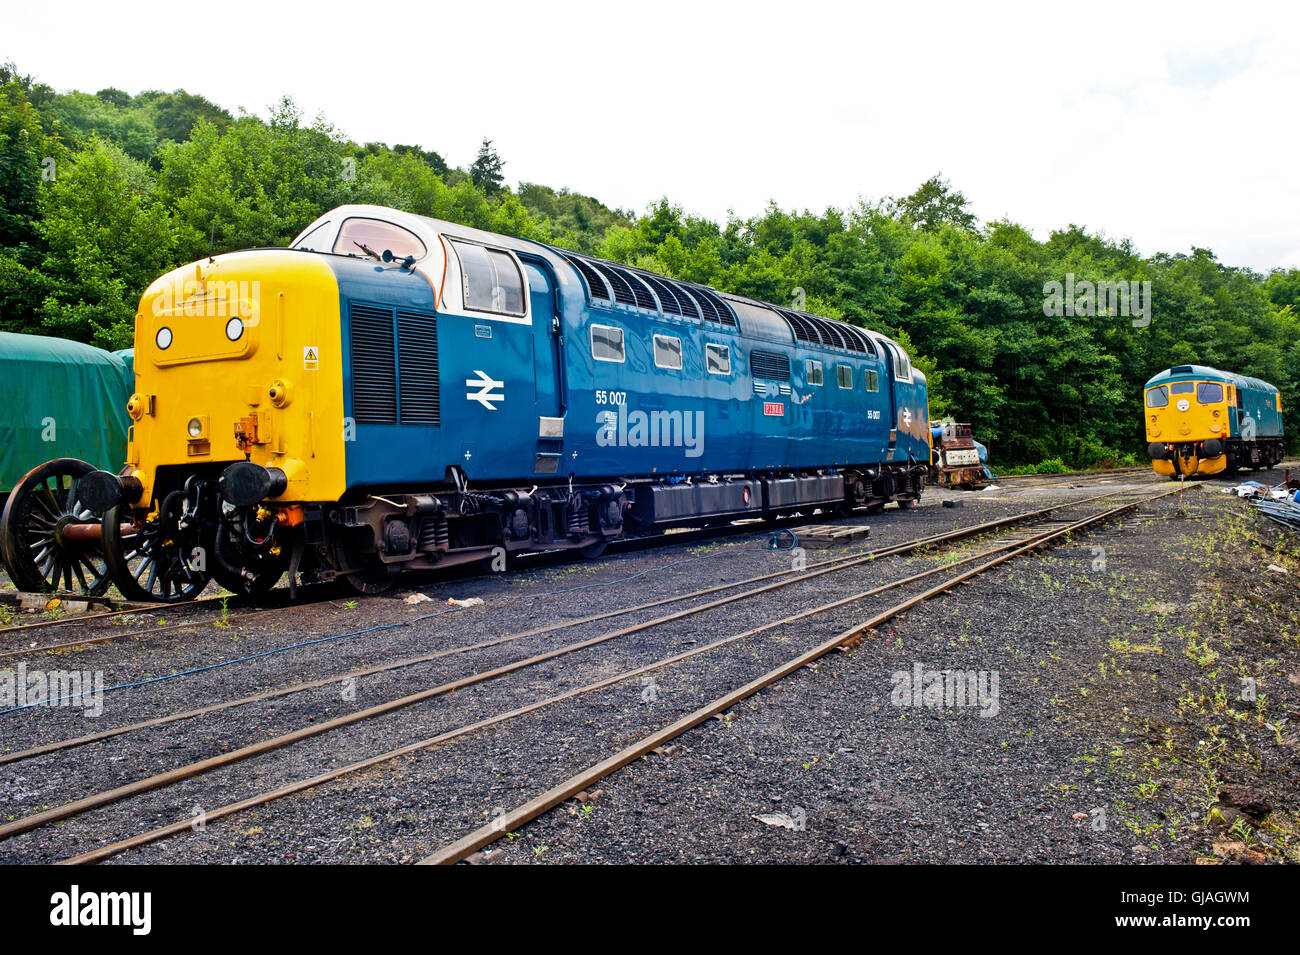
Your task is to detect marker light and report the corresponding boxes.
[156,327,173,350]
[225,317,244,341]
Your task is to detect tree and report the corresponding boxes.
[33,139,178,347]
[469,137,505,197]
[0,77,53,247]
[894,175,977,233]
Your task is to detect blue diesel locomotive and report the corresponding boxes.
[61,204,930,600]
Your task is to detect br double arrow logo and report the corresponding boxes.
[465,370,505,410]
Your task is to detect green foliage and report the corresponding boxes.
[517,183,631,252]
[0,77,54,247]
[35,139,177,348]
[892,174,977,232]
[1002,457,1070,475]
[0,67,1295,465]
[468,137,505,197]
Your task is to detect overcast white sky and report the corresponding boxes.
[6,1,1298,271]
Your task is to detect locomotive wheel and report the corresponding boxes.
[208,525,288,598]
[578,539,608,560]
[344,567,395,595]
[210,553,287,598]
[0,458,111,595]
[102,496,210,603]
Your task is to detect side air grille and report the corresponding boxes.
[397,309,440,425]
[750,349,791,381]
[350,303,397,423]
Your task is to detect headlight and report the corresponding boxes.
[225,317,243,341]
[187,417,203,438]
[156,326,173,350]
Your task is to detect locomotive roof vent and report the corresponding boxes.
[1171,365,1194,373]
[557,249,736,326]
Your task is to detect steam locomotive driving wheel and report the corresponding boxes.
[102,492,210,603]
[0,458,112,596]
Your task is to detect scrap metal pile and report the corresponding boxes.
[1227,473,1300,532]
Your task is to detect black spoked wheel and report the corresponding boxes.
[0,458,111,595]
[102,495,209,603]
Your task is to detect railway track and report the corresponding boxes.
[0,485,1116,659]
[995,465,1151,485]
[0,506,949,655]
[0,488,1127,769]
[0,483,1185,864]
[419,481,1190,864]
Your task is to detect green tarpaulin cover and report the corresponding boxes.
[0,332,132,491]
[113,348,135,382]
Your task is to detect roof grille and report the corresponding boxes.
[590,262,637,306]
[617,268,659,310]
[690,286,737,326]
[567,256,611,300]
[668,283,701,318]
[640,274,682,315]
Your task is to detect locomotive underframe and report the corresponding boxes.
[311,460,924,589]
[127,459,925,596]
[1149,436,1284,476]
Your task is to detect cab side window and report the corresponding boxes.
[806,359,823,386]
[449,240,526,317]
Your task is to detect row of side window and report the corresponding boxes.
[804,359,879,392]
[591,324,880,392]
